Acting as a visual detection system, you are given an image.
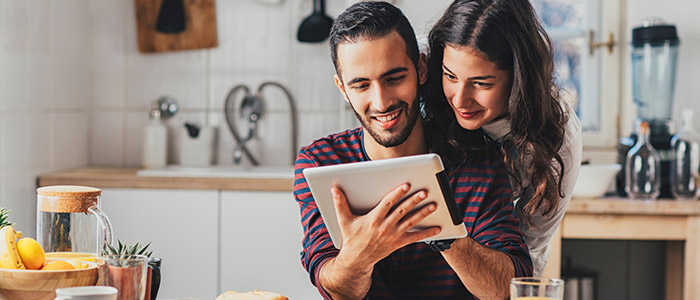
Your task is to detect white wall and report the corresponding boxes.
[0,0,93,235]
[86,0,453,169]
[0,0,452,232]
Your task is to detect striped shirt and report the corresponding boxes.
[294,128,532,299]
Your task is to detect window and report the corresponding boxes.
[532,0,622,149]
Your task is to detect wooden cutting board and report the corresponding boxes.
[134,0,218,53]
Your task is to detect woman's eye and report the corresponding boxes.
[443,72,457,80]
[474,81,492,87]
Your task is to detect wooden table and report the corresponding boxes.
[542,198,700,300]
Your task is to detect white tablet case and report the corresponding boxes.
[303,153,468,249]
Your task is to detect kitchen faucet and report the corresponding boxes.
[224,82,298,166]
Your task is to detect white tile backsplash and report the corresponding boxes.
[0,1,30,113]
[0,113,33,169]
[0,169,37,238]
[52,112,89,170]
[213,0,292,75]
[0,53,31,112]
[289,42,340,111]
[28,113,53,173]
[89,0,127,110]
[124,110,151,167]
[126,50,208,110]
[297,110,348,149]
[89,111,125,166]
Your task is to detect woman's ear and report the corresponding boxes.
[418,53,428,85]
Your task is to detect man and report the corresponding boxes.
[293,2,532,299]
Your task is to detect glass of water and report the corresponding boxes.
[510,277,564,300]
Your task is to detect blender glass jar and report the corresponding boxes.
[37,185,113,262]
[631,21,680,122]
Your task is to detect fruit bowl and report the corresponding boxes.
[0,260,99,300]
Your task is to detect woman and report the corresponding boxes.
[423,0,582,276]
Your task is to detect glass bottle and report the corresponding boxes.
[671,109,700,200]
[626,121,662,201]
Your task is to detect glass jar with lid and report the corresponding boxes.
[36,185,113,261]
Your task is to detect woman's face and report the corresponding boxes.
[441,45,511,130]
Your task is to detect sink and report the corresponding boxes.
[136,165,294,179]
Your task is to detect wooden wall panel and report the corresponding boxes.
[134,0,218,53]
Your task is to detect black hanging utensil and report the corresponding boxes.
[156,0,186,34]
[184,122,201,138]
[297,0,333,43]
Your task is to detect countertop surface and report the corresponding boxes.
[567,197,700,215]
[38,168,700,213]
[38,167,294,191]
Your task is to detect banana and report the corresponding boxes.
[0,226,25,269]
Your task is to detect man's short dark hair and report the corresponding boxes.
[329,1,419,78]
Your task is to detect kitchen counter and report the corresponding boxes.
[543,197,700,300]
[38,169,700,299]
[37,167,293,191]
[567,197,700,215]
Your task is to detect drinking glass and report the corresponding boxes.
[510,277,564,300]
[101,254,148,300]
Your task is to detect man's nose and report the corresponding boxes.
[369,85,393,112]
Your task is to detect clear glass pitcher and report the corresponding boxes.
[36,185,113,262]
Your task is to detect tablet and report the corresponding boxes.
[303,153,467,249]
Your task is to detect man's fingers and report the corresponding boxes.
[404,227,442,245]
[331,187,353,224]
[397,202,437,233]
[371,183,410,218]
[385,190,428,225]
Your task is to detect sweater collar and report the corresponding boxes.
[481,117,511,142]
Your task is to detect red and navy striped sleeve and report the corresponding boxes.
[452,158,533,277]
[293,128,365,298]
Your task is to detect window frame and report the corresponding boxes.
[582,0,623,150]
[536,0,623,154]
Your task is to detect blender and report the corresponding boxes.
[616,20,680,198]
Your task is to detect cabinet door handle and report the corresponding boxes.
[589,30,615,55]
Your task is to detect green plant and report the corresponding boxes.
[0,208,13,228]
[103,239,156,267]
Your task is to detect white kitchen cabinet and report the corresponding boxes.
[220,191,320,299]
[101,188,219,300]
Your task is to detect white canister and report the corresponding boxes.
[142,117,168,169]
[178,125,218,167]
[55,286,118,300]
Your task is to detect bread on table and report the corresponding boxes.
[215,290,289,300]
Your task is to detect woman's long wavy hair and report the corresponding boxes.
[423,0,568,227]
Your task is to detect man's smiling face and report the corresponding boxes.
[334,31,426,148]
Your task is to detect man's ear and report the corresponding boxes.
[334,74,351,104]
[418,53,428,85]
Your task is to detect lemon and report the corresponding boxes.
[41,260,75,271]
[16,237,45,270]
[67,259,88,269]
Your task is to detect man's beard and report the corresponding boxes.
[350,93,421,148]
